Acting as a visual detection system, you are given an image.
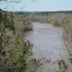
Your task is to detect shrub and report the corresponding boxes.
[0,10,33,72]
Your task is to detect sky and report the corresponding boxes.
[0,0,72,11]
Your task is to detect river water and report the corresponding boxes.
[25,22,71,72]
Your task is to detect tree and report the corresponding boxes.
[0,0,36,11]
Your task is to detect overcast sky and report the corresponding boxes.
[0,0,72,11]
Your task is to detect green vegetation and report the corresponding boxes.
[69,56,72,63]
[57,60,67,72]
[26,58,39,72]
[0,9,33,72]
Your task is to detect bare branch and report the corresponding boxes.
[0,0,22,3]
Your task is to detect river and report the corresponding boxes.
[25,22,71,72]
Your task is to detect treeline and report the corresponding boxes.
[15,10,72,16]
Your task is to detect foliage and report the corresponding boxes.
[0,10,33,72]
[57,60,67,72]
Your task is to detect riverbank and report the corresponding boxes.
[24,22,72,72]
[31,13,72,55]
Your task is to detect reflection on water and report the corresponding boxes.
[25,22,70,72]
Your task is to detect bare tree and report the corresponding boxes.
[0,0,36,11]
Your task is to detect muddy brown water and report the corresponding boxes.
[25,22,71,72]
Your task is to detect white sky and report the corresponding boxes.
[0,0,72,11]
